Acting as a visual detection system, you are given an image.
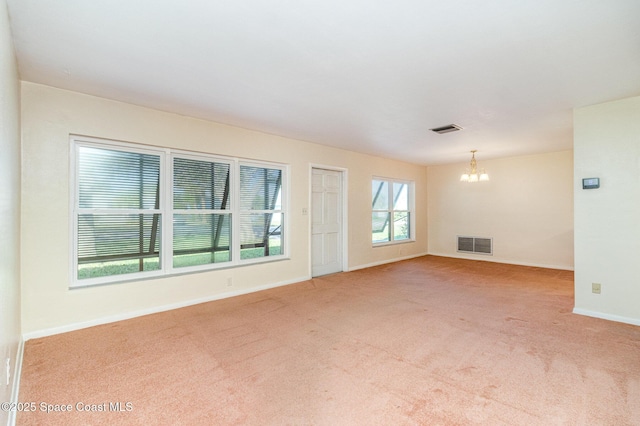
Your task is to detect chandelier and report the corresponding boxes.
[460,150,489,182]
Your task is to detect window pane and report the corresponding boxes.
[372,180,389,210]
[77,214,161,279]
[372,212,390,243]
[240,213,283,259]
[394,212,410,241]
[393,183,408,210]
[173,158,230,210]
[240,166,282,210]
[78,147,160,209]
[173,213,231,267]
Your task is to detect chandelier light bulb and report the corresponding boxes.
[460,150,489,183]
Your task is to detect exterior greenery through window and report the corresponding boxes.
[372,178,412,244]
[172,157,232,268]
[73,137,286,287]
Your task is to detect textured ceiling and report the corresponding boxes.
[6,0,640,165]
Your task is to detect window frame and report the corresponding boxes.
[70,135,289,288]
[170,152,235,273]
[237,160,286,265]
[371,176,415,246]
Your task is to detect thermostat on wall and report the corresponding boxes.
[582,177,600,189]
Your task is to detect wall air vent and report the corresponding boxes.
[430,124,463,134]
[457,236,492,255]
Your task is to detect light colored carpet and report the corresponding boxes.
[17,256,640,425]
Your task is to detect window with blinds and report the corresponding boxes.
[239,165,283,260]
[76,146,162,280]
[72,136,287,287]
[173,156,232,268]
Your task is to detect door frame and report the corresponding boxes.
[309,164,348,277]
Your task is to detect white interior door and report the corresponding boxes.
[311,168,343,277]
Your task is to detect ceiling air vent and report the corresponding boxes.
[457,236,492,255]
[430,124,462,134]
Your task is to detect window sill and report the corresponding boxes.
[70,255,291,289]
[372,239,416,248]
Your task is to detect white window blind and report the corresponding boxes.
[76,146,162,280]
[172,156,232,268]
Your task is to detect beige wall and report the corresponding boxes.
[427,151,574,270]
[20,82,428,336]
[0,0,22,421]
[574,96,640,325]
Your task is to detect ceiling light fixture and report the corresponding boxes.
[460,150,489,183]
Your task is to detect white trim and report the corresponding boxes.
[309,164,349,277]
[69,138,77,293]
[23,275,310,341]
[165,151,176,273]
[342,169,349,271]
[232,160,240,263]
[427,252,574,271]
[238,161,290,263]
[573,308,640,327]
[372,174,413,184]
[371,177,414,245]
[348,252,429,272]
[168,152,235,275]
[70,137,167,288]
[6,339,24,426]
[69,135,290,288]
[371,238,417,248]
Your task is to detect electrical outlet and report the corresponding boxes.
[592,283,601,294]
[226,277,233,287]
[5,358,10,386]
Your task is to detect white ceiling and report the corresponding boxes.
[6,0,640,165]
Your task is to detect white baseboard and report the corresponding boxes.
[20,253,580,341]
[23,275,310,341]
[573,308,640,327]
[348,252,429,272]
[6,339,24,426]
[427,252,574,271]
